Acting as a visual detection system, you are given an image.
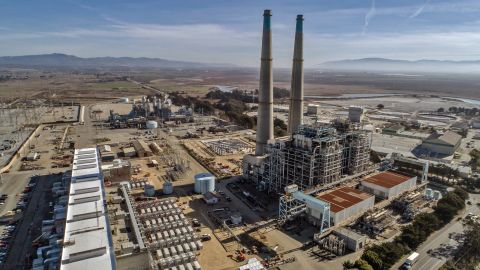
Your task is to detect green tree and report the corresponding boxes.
[377,104,385,110]
[437,107,445,113]
[354,259,374,270]
[452,187,469,201]
[342,260,355,270]
[361,250,383,270]
[434,203,458,223]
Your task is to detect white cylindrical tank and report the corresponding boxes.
[194,173,215,194]
[119,97,129,103]
[163,181,173,195]
[146,120,158,129]
[433,190,442,200]
[425,188,433,199]
[144,184,155,197]
[231,214,242,225]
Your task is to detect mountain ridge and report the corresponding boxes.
[0,53,234,69]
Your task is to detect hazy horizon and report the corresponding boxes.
[2,1,480,68]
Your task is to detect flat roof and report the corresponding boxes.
[362,171,414,189]
[61,147,115,270]
[317,187,373,213]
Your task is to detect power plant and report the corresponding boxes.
[4,7,464,270]
[108,94,194,128]
[244,11,372,195]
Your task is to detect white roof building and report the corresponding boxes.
[60,148,116,270]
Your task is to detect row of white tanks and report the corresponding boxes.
[143,181,173,196]
[425,188,442,200]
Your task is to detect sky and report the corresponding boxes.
[1,0,480,67]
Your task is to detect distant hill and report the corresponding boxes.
[320,58,480,73]
[0,53,233,69]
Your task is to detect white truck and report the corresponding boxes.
[402,252,419,269]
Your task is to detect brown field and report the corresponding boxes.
[1,68,479,102]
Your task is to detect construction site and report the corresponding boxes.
[183,134,255,178]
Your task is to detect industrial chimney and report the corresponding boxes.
[287,15,304,134]
[255,9,274,156]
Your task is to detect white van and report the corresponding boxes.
[402,252,419,269]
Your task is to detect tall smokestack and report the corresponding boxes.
[255,9,274,156]
[287,15,304,134]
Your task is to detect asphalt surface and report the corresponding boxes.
[1,174,58,270]
[392,193,480,270]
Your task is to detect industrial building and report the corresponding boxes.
[316,187,374,225]
[60,147,116,270]
[360,171,417,199]
[333,228,366,251]
[102,159,132,182]
[123,147,136,157]
[133,140,153,157]
[421,131,462,156]
[348,106,365,123]
[245,123,371,194]
[306,104,320,115]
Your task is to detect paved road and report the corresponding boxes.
[392,193,480,270]
[75,104,97,148]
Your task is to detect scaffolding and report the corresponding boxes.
[318,234,346,256]
[278,187,331,233]
[258,123,371,194]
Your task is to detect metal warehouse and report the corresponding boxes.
[360,171,417,199]
[316,186,374,226]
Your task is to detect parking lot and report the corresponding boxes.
[1,174,59,269]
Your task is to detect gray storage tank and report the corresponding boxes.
[194,173,215,194]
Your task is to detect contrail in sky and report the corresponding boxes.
[363,0,376,34]
[410,0,431,19]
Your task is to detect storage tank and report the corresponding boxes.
[433,190,442,200]
[144,184,156,197]
[425,188,433,199]
[119,97,129,103]
[163,181,173,195]
[146,120,158,129]
[231,214,242,225]
[194,173,215,194]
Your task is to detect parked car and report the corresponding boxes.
[201,234,212,241]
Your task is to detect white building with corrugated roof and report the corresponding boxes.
[60,147,116,270]
[421,131,462,156]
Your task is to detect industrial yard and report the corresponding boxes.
[0,5,478,270]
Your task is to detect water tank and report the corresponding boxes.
[231,214,242,225]
[144,184,156,197]
[194,173,215,194]
[433,190,442,200]
[146,120,158,129]
[113,159,122,167]
[163,181,173,195]
[425,188,433,199]
[119,97,129,103]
